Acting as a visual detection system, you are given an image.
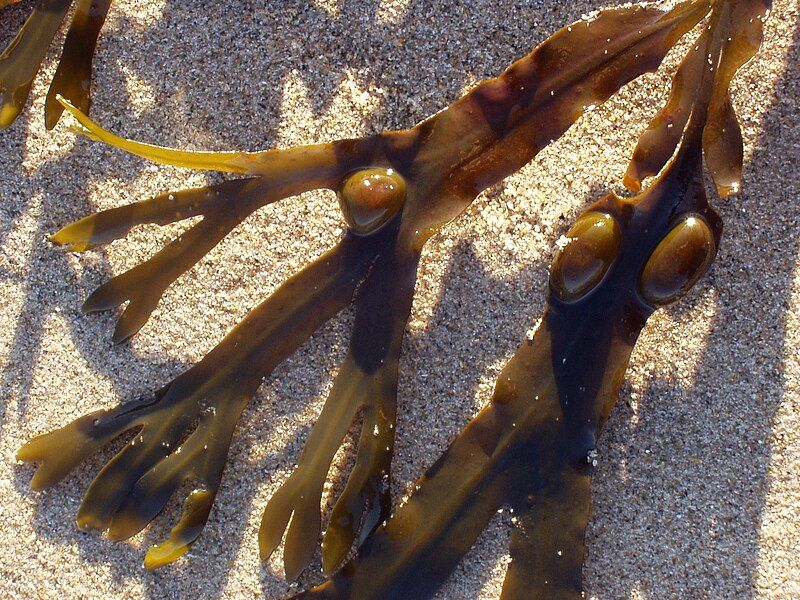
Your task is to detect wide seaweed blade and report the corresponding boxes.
[500,462,591,599]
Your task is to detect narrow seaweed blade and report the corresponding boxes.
[0,0,120,128]
[17,232,386,566]
[44,0,112,129]
[0,0,72,128]
[258,239,420,580]
[625,0,771,196]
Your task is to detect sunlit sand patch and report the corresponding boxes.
[119,67,157,117]
[310,0,342,18]
[376,0,411,26]
[277,68,385,146]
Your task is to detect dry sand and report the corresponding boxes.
[1,0,798,598]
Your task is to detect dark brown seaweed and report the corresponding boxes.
[0,0,111,129]
[19,0,711,576]
[298,1,769,598]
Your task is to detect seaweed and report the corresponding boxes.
[0,0,112,129]
[297,0,771,598]
[17,0,713,579]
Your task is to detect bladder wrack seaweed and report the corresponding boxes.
[296,1,770,597]
[16,0,738,588]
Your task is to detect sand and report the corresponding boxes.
[1,0,798,598]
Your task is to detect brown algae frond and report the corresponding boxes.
[297,1,769,598]
[0,0,112,129]
[19,0,714,577]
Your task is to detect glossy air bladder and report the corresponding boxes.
[640,214,716,305]
[338,168,407,235]
[550,211,621,302]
